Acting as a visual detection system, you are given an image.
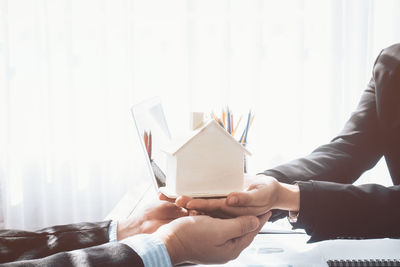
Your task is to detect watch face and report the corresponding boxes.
[288,211,299,224]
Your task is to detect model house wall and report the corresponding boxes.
[162,120,250,197]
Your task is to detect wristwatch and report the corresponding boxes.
[288,210,299,224]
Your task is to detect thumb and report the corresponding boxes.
[217,216,260,241]
[258,211,272,227]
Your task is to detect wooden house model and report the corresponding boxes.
[159,120,251,198]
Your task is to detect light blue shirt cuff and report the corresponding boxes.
[121,234,173,267]
[108,220,118,242]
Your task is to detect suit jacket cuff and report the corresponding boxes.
[290,181,317,236]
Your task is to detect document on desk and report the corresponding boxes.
[260,219,306,234]
[197,234,327,267]
[196,234,400,267]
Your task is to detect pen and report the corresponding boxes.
[230,113,234,135]
[227,108,232,134]
[243,111,252,144]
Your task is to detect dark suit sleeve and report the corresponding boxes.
[262,76,382,185]
[262,44,400,238]
[262,51,384,222]
[295,181,400,242]
[1,242,144,267]
[0,221,110,263]
[264,78,383,222]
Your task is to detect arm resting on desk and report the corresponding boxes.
[294,181,400,242]
[1,242,144,267]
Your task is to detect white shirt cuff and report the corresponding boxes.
[108,220,118,242]
[121,234,173,267]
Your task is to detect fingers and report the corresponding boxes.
[175,196,193,208]
[257,211,272,228]
[222,206,268,217]
[226,187,265,207]
[226,191,253,206]
[218,216,260,240]
[157,196,204,218]
[175,207,189,218]
[186,198,225,211]
[158,201,189,219]
[158,193,176,203]
[188,210,203,216]
[225,229,258,258]
[227,212,271,242]
[186,198,267,216]
[176,196,204,216]
[222,211,272,258]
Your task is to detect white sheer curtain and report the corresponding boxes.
[1,0,399,230]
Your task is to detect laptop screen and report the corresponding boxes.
[130,97,171,191]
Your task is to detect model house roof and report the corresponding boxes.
[163,120,251,156]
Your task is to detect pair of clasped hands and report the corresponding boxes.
[118,174,300,266]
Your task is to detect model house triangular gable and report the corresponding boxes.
[163,119,251,156]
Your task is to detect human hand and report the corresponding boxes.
[176,174,300,218]
[158,192,175,203]
[155,212,271,265]
[159,192,204,216]
[117,200,188,240]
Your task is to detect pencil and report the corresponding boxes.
[144,131,149,158]
[233,116,242,136]
[149,131,152,159]
[250,115,255,127]
[239,126,246,144]
[211,112,217,120]
[222,111,226,129]
[216,118,225,128]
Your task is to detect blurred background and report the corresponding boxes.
[0,0,399,230]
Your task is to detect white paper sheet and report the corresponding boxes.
[196,234,327,267]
